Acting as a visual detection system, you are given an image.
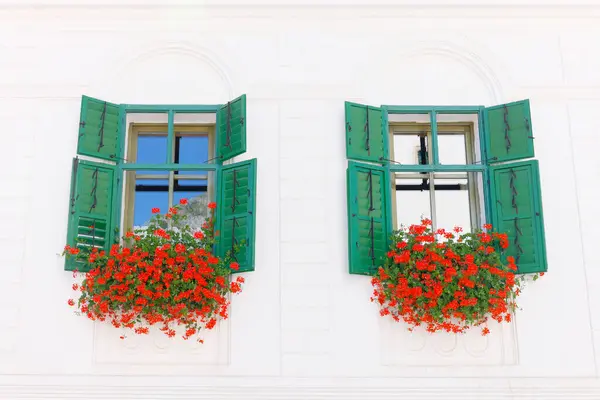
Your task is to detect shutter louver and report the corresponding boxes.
[484,99,534,164]
[217,94,247,162]
[345,101,388,164]
[489,160,547,274]
[216,158,257,272]
[65,159,117,272]
[77,95,122,161]
[347,161,391,275]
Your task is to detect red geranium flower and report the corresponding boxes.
[370,221,543,335]
[63,201,243,341]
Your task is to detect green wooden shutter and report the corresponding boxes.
[217,94,247,162]
[347,161,391,275]
[77,95,122,161]
[345,101,388,164]
[484,99,534,163]
[489,160,547,274]
[65,159,117,272]
[216,158,257,272]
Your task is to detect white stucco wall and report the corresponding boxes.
[1,0,600,398]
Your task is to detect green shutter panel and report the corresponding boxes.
[65,159,117,271]
[484,99,534,163]
[77,95,122,161]
[216,158,257,272]
[345,101,388,164]
[217,94,247,162]
[489,160,547,274]
[347,161,391,275]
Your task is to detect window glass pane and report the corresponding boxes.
[175,134,210,177]
[175,172,209,187]
[395,173,432,228]
[437,133,467,164]
[394,172,484,232]
[432,172,482,233]
[134,134,168,175]
[175,135,209,164]
[393,133,430,165]
[132,178,169,230]
[173,176,211,231]
[133,172,169,186]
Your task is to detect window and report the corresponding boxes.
[388,116,484,233]
[345,101,547,276]
[122,120,215,233]
[65,95,257,274]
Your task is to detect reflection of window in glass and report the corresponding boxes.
[123,124,214,233]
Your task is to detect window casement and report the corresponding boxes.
[65,95,257,274]
[345,100,547,276]
[122,123,216,234]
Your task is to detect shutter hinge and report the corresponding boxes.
[70,157,80,215]
[97,102,107,153]
[368,217,375,266]
[230,216,239,262]
[89,168,99,213]
[509,168,519,214]
[364,109,371,155]
[225,101,233,149]
[503,105,512,152]
[231,169,239,213]
[367,170,375,212]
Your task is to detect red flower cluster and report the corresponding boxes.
[64,201,244,342]
[371,220,543,335]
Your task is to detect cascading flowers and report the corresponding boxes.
[64,200,244,342]
[371,219,543,335]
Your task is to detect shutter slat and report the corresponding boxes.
[216,158,257,272]
[345,101,388,164]
[217,94,247,162]
[347,161,391,276]
[484,99,534,164]
[77,95,122,162]
[489,160,547,274]
[65,159,117,272]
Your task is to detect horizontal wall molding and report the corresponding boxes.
[2,0,600,6]
[2,383,600,399]
[2,85,600,101]
[2,5,600,20]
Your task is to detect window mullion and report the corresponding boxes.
[166,110,174,164]
[430,111,439,165]
[168,171,174,230]
[429,172,437,232]
[466,171,476,232]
